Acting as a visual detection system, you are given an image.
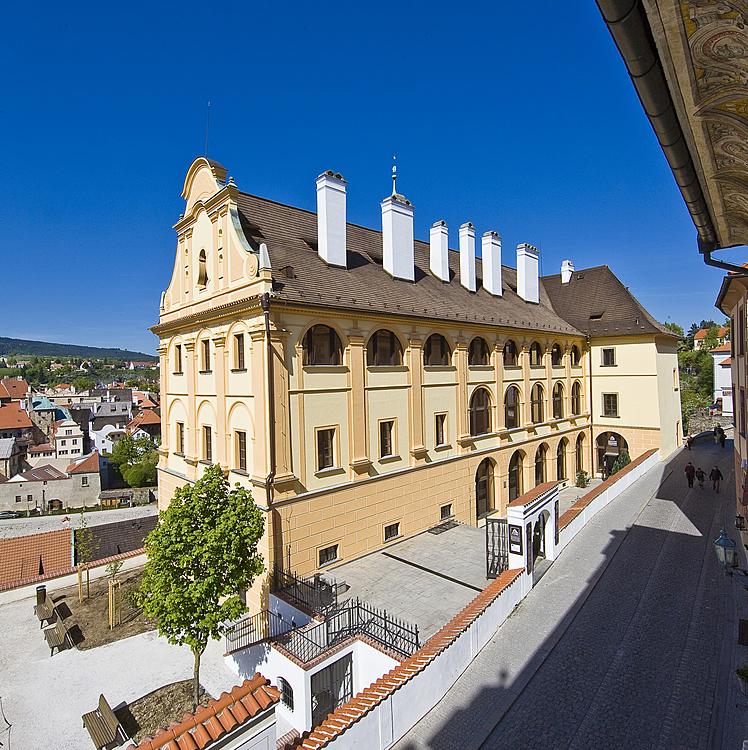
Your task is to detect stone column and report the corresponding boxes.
[455,341,470,448]
[212,334,227,466]
[494,339,506,431]
[407,338,427,461]
[184,340,198,470]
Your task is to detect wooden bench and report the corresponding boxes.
[43,614,69,657]
[33,594,55,628]
[82,694,122,749]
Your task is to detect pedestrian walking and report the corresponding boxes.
[720,430,726,448]
[686,435,693,450]
[685,461,696,489]
[709,466,723,493]
[695,467,705,489]
[714,425,719,445]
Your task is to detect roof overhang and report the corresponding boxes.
[597,1,748,263]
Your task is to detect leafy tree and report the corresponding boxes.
[72,375,95,391]
[110,434,159,487]
[664,322,684,338]
[610,450,631,476]
[137,465,265,709]
[76,510,101,601]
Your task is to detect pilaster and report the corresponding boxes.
[455,341,470,449]
[348,335,371,476]
[212,334,227,466]
[184,340,198,467]
[407,338,427,460]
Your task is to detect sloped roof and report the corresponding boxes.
[14,465,67,482]
[710,343,731,354]
[0,438,17,460]
[28,443,54,455]
[0,403,33,431]
[125,674,279,750]
[0,378,29,400]
[720,357,733,367]
[67,451,100,475]
[541,266,674,338]
[0,530,71,587]
[236,192,581,336]
[128,409,161,433]
[696,326,728,340]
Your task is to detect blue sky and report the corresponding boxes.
[1,1,735,354]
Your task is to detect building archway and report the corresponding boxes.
[532,509,551,563]
[596,431,629,478]
[575,432,585,476]
[475,457,496,520]
[508,450,524,503]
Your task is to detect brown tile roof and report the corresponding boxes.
[719,356,733,367]
[67,451,100,475]
[128,409,161,431]
[507,481,558,508]
[125,674,280,750]
[288,568,523,749]
[696,326,728,340]
[0,382,9,400]
[235,192,582,336]
[710,342,731,353]
[541,266,674,338]
[16,464,68,482]
[0,403,33,431]
[0,378,29,400]
[0,529,72,587]
[28,443,54,454]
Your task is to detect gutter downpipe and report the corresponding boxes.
[587,335,595,477]
[261,293,276,504]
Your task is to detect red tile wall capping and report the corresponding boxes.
[506,481,558,508]
[557,448,658,531]
[125,674,280,750]
[0,545,145,593]
[0,529,71,587]
[285,568,524,750]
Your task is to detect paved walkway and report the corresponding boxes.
[395,437,743,750]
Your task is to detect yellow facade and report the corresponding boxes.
[153,158,682,610]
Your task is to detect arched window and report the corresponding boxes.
[475,458,495,519]
[469,388,491,436]
[529,342,543,367]
[557,439,568,480]
[508,450,523,502]
[551,344,562,367]
[503,340,518,367]
[278,677,294,710]
[504,386,521,429]
[571,381,582,415]
[575,432,585,475]
[531,383,544,423]
[468,337,490,366]
[197,249,209,287]
[424,334,451,366]
[302,325,343,366]
[535,444,547,485]
[552,382,564,420]
[367,330,403,366]
[570,345,581,367]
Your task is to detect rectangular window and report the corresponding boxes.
[176,422,185,454]
[27,494,32,503]
[384,522,400,542]
[741,389,746,438]
[318,544,339,567]
[15,495,21,503]
[202,339,211,372]
[435,413,447,447]
[61,440,66,446]
[65,429,72,435]
[440,503,452,520]
[601,348,616,367]
[379,420,395,458]
[203,425,213,462]
[740,306,746,357]
[602,393,619,418]
[174,344,183,374]
[236,430,247,471]
[234,334,245,370]
[317,427,336,471]
[81,476,88,487]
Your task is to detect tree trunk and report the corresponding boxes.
[192,648,201,711]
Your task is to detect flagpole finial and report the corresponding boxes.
[391,154,397,197]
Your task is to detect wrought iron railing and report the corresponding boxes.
[271,565,338,615]
[224,609,295,653]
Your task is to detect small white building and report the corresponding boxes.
[53,418,84,459]
[711,343,733,417]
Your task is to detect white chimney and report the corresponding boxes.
[381,194,415,281]
[517,243,539,303]
[316,171,347,268]
[561,259,574,284]
[481,231,502,297]
[430,221,450,282]
[459,222,476,292]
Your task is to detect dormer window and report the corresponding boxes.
[198,249,209,287]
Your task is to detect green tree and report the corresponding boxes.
[76,510,101,601]
[137,465,265,708]
[110,434,159,487]
[72,375,95,391]
[610,450,631,476]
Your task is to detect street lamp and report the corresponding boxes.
[713,529,737,569]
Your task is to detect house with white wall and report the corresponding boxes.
[711,343,733,417]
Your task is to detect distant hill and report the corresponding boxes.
[0,337,156,361]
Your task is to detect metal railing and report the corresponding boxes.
[271,565,338,615]
[224,609,295,654]
[274,598,420,663]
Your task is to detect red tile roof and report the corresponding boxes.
[67,451,100,475]
[710,343,731,353]
[0,378,29,400]
[288,568,523,749]
[128,409,161,433]
[0,403,33,431]
[695,326,728,340]
[0,530,71,587]
[29,443,54,454]
[720,357,733,367]
[507,481,558,508]
[125,674,280,750]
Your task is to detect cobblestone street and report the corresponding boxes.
[396,437,743,750]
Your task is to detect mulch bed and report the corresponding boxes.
[116,679,212,744]
[51,568,154,649]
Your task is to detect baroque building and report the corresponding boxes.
[152,157,681,609]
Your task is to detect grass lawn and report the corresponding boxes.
[51,567,154,650]
[116,680,212,743]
